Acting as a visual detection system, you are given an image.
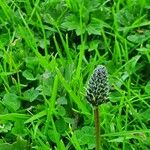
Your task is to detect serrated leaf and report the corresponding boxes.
[86,19,102,35]
[127,34,147,44]
[61,14,79,31]
[61,14,85,35]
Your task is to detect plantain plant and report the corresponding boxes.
[86,65,109,150]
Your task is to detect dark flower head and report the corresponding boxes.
[86,65,109,106]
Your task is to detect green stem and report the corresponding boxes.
[94,106,101,150]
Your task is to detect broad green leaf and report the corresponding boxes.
[3,93,20,111]
[23,88,39,102]
[24,57,39,70]
[0,143,12,150]
[56,105,66,117]
[38,39,50,49]
[86,19,102,35]
[22,70,36,81]
[38,71,54,96]
[64,117,74,124]
[57,97,67,105]
[89,40,99,51]
[74,126,95,148]
[127,34,147,44]
[55,118,67,134]
[61,14,85,35]
[12,120,26,136]
[0,137,29,150]
[58,140,66,150]
[12,137,28,150]
[61,14,79,31]
[48,129,60,143]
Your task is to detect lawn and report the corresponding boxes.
[0,0,150,149]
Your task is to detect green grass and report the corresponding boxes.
[0,0,150,149]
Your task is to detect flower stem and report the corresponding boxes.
[94,106,101,150]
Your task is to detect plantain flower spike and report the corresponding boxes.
[86,65,109,106]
